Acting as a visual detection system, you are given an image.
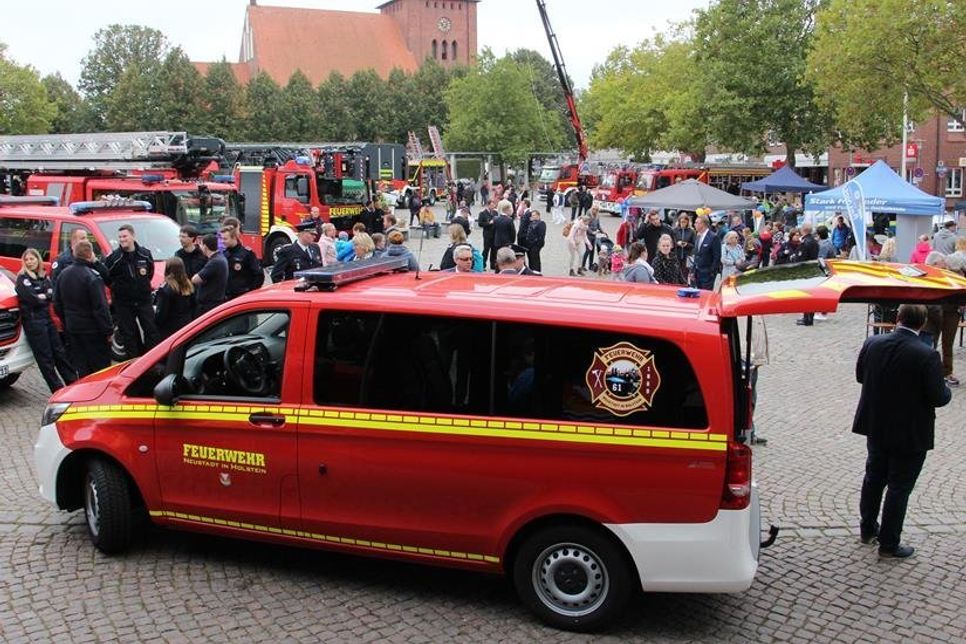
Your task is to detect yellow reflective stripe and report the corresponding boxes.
[63,405,726,451]
[147,510,499,564]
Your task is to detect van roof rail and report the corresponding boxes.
[69,200,152,215]
[294,256,411,291]
[0,195,59,207]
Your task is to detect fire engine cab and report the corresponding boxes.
[33,257,965,631]
[592,167,640,214]
[0,131,240,237]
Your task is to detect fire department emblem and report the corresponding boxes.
[219,472,232,487]
[585,342,661,417]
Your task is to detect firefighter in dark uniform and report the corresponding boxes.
[53,241,114,377]
[270,221,322,283]
[15,248,78,392]
[221,224,264,299]
[52,227,110,284]
[104,223,161,357]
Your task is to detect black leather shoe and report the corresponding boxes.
[860,523,879,545]
[795,319,813,326]
[878,544,915,559]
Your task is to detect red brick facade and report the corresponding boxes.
[379,0,478,67]
[827,110,966,210]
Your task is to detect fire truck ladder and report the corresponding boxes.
[427,126,446,160]
[0,131,224,174]
[406,131,425,164]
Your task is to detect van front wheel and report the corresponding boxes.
[512,525,632,632]
[84,459,134,554]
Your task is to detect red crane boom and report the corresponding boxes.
[535,0,588,164]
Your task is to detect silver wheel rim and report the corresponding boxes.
[531,542,609,617]
[84,475,100,538]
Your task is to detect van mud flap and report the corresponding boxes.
[760,525,779,549]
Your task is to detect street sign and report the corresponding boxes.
[845,166,856,176]
[905,143,919,158]
[936,162,948,177]
[913,167,924,179]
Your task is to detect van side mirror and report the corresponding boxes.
[154,373,184,407]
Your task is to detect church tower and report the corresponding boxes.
[379,0,478,67]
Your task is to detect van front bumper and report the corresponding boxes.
[0,331,35,377]
[34,422,72,506]
[605,486,761,593]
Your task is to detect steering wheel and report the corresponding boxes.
[223,344,268,396]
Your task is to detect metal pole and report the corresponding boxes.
[900,91,909,182]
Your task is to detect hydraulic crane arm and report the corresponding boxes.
[535,0,588,164]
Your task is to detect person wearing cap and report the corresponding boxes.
[271,221,322,283]
[498,244,537,275]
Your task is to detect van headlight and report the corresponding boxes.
[42,403,71,426]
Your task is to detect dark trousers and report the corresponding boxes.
[24,317,77,393]
[483,235,496,270]
[528,247,542,273]
[115,301,160,358]
[582,238,596,269]
[859,440,926,550]
[802,312,815,325]
[68,332,111,377]
[571,205,578,221]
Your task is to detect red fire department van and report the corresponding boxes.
[32,258,966,630]
[0,268,34,390]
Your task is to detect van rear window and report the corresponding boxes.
[0,217,53,260]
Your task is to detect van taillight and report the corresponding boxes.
[720,442,752,510]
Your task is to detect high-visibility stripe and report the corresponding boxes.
[60,404,726,451]
[148,510,499,564]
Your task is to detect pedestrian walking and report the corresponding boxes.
[567,215,590,276]
[104,224,160,357]
[853,304,951,559]
[155,257,195,340]
[795,224,820,326]
[53,241,113,377]
[221,225,264,300]
[15,248,77,392]
[191,234,228,317]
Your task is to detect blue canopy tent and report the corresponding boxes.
[740,165,826,193]
[804,160,943,261]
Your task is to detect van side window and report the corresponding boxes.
[492,323,708,429]
[0,217,53,261]
[314,312,491,415]
[284,175,311,204]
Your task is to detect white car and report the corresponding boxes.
[0,270,35,390]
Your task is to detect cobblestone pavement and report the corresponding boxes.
[1,204,964,641]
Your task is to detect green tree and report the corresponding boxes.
[509,48,570,143]
[244,71,285,141]
[155,48,206,132]
[384,68,417,143]
[693,0,832,166]
[78,25,169,129]
[317,71,352,140]
[202,61,247,140]
[105,63,161,130]
[0,45,56,134]
[346,69,390,141]
[407,59,452,134]
[41,73,85,133]
[807,0,966,149]
[280,70,320,141]
[444,50,566,166]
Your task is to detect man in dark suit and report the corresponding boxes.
[270,221,322,283]
[691,215,720,290]
[477,200,498,270]
[492,200,516,270]
[853,304,951,559]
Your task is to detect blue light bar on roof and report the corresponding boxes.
[0,195,59,207]
[211,175,235,184]
[294,256,411,291]
[70,200,153,215]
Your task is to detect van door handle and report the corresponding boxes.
[249,413,285,427]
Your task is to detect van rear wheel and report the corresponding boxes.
[512,525,632,632]
[84,459,134,554]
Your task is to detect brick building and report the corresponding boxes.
[194,0,478,86]
[827,109,966,211]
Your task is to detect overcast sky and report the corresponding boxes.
[2,0,709,90]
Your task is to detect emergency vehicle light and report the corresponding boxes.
[0,195,59,207]
[140,174,165,184]
[294,256,411,291]
[211,175,235,184]
[295,156,312,166]
[70,200,153,215]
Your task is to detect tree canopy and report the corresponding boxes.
[0,44,56,135]
[807,0,966,149]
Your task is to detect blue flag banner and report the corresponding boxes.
[842,181,867,260]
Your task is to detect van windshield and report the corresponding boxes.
[96,218,181,260]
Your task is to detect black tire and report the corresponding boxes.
[0,373,21,390]
[512,525,633,632]
[84,459,134,554]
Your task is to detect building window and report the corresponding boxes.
[946,168,963,198]
[441,40,448,60]
[948,109,965,132]
[432,39,438,59]
[452,40,457,60]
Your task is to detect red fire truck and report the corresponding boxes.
[387,129,452,208]
[591,167,641,214]
[0,132,240,237]
[634,167,709,196]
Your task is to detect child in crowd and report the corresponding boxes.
[609,244,626,275]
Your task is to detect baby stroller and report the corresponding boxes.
[594,231,615,275]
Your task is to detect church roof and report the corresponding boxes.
[241,4,419,84]
[193,61,252,85]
